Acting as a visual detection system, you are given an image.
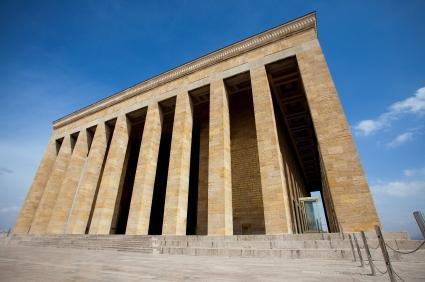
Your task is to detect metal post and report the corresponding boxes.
[413,211,425,239]
[353,234,364,267]
[375,225,396,282]
[361,231,375,276]
[338,222,345,240]
[348,234,356,261]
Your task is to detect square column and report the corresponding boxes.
[162,92,193,235]
[208,79,233,235]
[283,161,297,233]
[66,122,109,234]
[29,136,72,234]
[126,104,163,235]
[296,40,380,232]
[250,66,292,234]
[89,115,130,234]
[13,136,58,234]
[46,130,89,234]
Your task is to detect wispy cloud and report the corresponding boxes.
[354,87,425,136]
[386,132,414,148]
[371,181,425,197]
[372,180,425,197]
[0,206,19,213]
[371,167,425,239]
[404,167,425,177]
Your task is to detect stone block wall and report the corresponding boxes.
[229,91,265,235]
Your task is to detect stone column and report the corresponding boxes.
[13,136,58,234]
[126,104,163,235]
[208,79,233,235]
[297,40,380,232]
[66,122,109,234]
[29,136,72,234]
[89,115,130,234]
[162,92,193,235]
[289,171,300,233]
[250,65,292,234]
[46,130,89,234]
[283,161,297,233]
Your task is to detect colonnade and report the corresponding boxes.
[15,65,304,236]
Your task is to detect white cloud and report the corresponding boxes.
[355,119,384,136]
[354,87,425,136]
[372,180,425,197]
[404,167,425,177]
[386,132,414,148]
[0,206,19,213]
[389,87,425,114]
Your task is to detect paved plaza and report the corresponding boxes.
[1,245,424,281]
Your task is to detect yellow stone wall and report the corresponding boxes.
[229,90,265,235]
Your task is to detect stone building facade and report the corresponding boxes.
[13,13,380,236]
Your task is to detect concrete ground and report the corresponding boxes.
[0,245,424,281]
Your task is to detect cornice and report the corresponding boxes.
[53,12,317,129]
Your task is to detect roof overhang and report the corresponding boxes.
[53,12,317,129]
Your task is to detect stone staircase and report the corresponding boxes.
[4,232,424,262]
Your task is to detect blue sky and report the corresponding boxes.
[0,1,424,238]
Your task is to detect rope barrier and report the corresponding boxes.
[368,243,380,250]
[353,213,425,281]
[374,259,404,282]
[370,260,406,281]
[393,269,404,282]
[385,240,425,255]
[380,240,425,282]
[367,238,425,281]
[370,261,388,275]
[354,239,381,250]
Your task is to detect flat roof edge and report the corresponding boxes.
[53,12,317,129]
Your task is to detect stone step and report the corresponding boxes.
[13,237,424,262]
[10,236,422,251]
[153,231,409,241]
[386,239,425,250]
[158,246,425,262]
[9,231,410,242]
[158,238,423,250]
[160,239,333,249]
[15,240,154,252]
[369,248,425,262]
[7,232,423,262]
[11,237,422,251]
[159,246,352,260]
[16,240,153,247]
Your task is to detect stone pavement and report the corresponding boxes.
[1,245,424,281]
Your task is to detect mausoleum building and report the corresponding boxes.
[13,13,380,236]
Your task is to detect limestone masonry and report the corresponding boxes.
[14,13,380,236]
